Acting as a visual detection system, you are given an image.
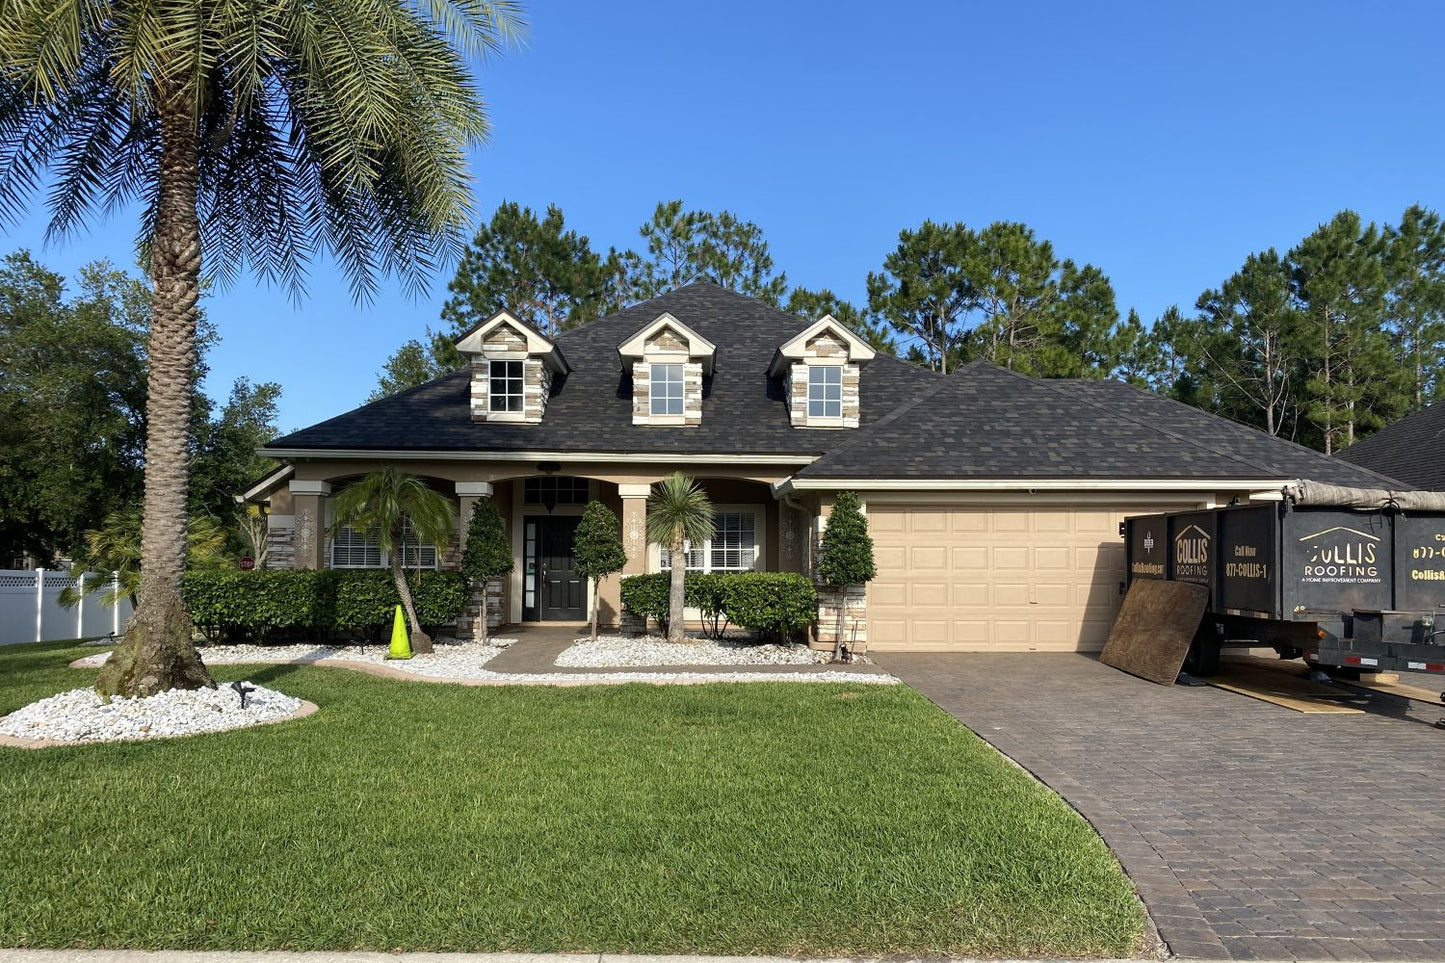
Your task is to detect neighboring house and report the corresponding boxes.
[247,281,1396,652]
[1337,404,1445,490]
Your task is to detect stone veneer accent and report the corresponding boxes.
[631,358,703,426]
[788,360,861,429]
[456,577,505,638]
[264,526,294,570]
[469,323,552,424]
[814,585,867,650]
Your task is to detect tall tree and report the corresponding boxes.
[867,220,975,373]
[625,200,787,304]
[1289,212,1391,453]
[370,330,461,401]
[0,253,147,565]
[785,286,897,353]
[1382,205,1445,409]
[966,221,1062,372]
[1194,250,1301,437]
[190,377,282,535]
[0,0,522,696]
[442,201,626,338]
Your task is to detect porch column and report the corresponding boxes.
[618,483,651,575]
[288,480,331,570]
[455,481,495,550]
[455,481,499,636]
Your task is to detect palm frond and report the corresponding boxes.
[645,472,715,548]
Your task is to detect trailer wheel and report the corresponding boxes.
[1184,628,1222,677]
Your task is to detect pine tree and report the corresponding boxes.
[573,501,628,642]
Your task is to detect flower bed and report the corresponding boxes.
[555,635,827,667]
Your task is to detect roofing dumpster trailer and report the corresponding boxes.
[1124,482,1445,676]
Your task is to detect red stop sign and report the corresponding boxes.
[239,557,255,571]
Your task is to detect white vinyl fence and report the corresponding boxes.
[0,569,131,645]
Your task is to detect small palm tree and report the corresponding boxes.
[0,0,521,697]
[645,473,714,643]
[330,469,455,654]
[60,507,230,611]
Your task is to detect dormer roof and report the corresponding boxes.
[766,315,876,377]
[617,311,717,376]
[455,309,570,374]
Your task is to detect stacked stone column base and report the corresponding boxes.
[457,578,505,638]
[813,585,866,651]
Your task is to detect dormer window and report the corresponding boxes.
[808,365,843,419]
[650,363,685,416]
[455,310,569,424]
[769,315,875,429]
[489,360,524,413]
[619,312,716,426]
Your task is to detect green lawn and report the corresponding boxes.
[0,641,1146,957]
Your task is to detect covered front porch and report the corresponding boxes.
[251,457,814,634]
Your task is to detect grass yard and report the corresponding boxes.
[0,641,1146,957]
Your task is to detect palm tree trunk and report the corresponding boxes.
[96,89,213,698]
[668,530,686,643]
[392,554,432,654]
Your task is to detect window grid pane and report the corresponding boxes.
[490,359,525,412]
[523,476,590,505]
[808,366,843,418]
[650,363,684,416]
[398,518,437,569]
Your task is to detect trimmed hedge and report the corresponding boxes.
[619,571,816,643]
[183,569,468,643]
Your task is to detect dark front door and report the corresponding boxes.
[526,515,585,621]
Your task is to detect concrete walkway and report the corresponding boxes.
[877,652,1445,962]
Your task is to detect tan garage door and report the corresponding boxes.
[868,504,1171,652]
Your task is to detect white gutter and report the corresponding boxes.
[261,448,818,466]
[772,477,1295,497]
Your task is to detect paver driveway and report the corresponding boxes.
[878,652,1445,962]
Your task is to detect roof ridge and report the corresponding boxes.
[980,364,1277,478]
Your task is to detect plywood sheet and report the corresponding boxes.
[1099,579,1209,685]
[1339,676,1445,706]
[1208,658,1365,714]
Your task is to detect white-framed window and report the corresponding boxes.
[329,519,438,569]
[489,359,524,412]
[650,363,684,416]
[808,365,843,418]
[660,511,757,573]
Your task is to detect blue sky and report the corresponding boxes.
[6,1,1442,431]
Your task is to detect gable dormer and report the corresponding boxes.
[768,315,875,429]
[455,310,569,424]
[618,312,715,426]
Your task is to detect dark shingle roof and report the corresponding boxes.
[266,282,938,456]
[1337,404,1445,489]
[266,282,1402,488]
[795,363,1405,487]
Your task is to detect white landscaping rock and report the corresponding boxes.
[0,683,303,744]
[556,634,828,667]
[73,638,516,679]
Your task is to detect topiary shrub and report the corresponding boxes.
[619,573,671,633]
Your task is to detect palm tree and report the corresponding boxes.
[329,469,455,654]
[0,1,522,696]
[645,473,714,643]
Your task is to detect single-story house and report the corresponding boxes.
[1337,404,1445,490]
[246,280,1397,651]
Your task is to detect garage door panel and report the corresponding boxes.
[868,503,1192,652]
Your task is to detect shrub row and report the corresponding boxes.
[619,572,816,642]
[183,569,469,643]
